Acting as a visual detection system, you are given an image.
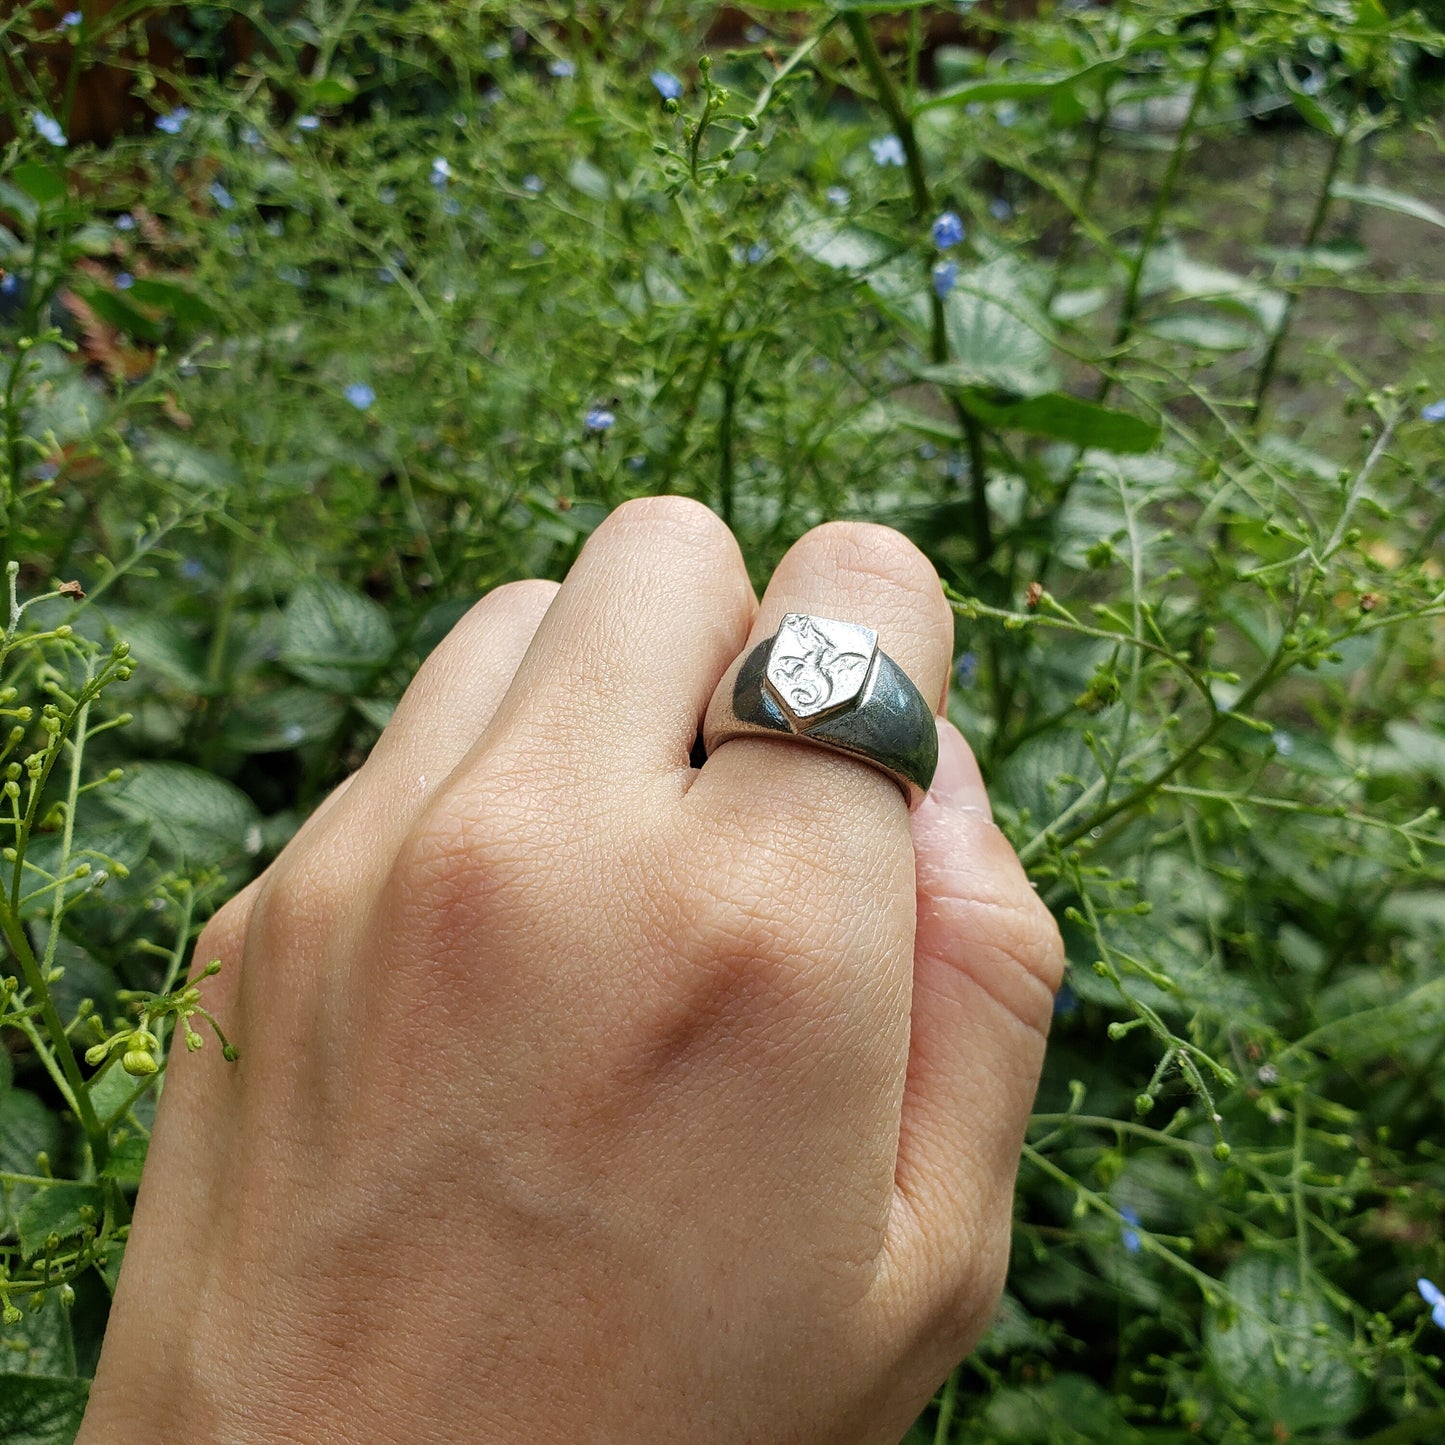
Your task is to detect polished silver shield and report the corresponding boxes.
[764,613,878,726]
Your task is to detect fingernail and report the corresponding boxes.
[928,717,992,818]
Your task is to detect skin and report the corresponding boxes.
[77,500,1064,1444]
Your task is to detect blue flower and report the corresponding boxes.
[31,111,67,148]
[207,181,235,211]
[548,58,575,77]
[584,406,616,433]
[240,124,263,148]
[870,134,905,167]
[744,241,768,265]
[431,157,452,188]
[825,185,850,208]
[1271,730,1294,757]
[651,70,683,101]
[932,211,965,249]
[155,106,191,135]
[1052,982,1079,1019]
[295,114,321,132]
[932,260,958,300]
[378,185,397,205]
[989,197,1013,222]
[1423,399,1445,423]
[114,272,134,290]
[1418,1279,1445,1329]
[1120,1205,1143,1254]
[522,173,545,193]
[0,273,17,296]
[180,558,205,581]
[58,10,82,29]
[114,212,135,232]
[954,651,978,688]
[345,383,376,411]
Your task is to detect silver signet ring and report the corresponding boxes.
[702,612,939,810]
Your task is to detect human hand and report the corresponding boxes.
[78,500,1063,1444]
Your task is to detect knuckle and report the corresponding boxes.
[604,493,731,550]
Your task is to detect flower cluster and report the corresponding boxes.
[1420,1279,1445,1329]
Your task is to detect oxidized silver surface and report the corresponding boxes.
[703,611,939,810]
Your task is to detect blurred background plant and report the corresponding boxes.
[2,0,1444,1440]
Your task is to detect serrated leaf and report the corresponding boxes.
[1205,1254,1364,1434]
[1298,975,1445,1062]
[1329,182,1445,232]
[965,393,1160,453]
[17,1183,104,1259]
[223,686,347,753]
[280,579,396,691]
[106,761,261,864]
[788,218,895,273]
[0,1375,90,1444]
[94,608,208,694]
[11,162,66,207]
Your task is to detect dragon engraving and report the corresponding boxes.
[769,616,872,714]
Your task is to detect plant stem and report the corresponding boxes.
[841,14,931,219]
[1045,80,1111,309]
[1098,12,1226,405]
[717,349,736,529]
[1249,121,1351,426]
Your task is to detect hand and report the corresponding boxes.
[78,500,1063,1444]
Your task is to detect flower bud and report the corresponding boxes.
[122,1049,158,1077]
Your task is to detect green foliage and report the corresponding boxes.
[2,0,1445,1440]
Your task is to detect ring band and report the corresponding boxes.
[702,612,939,809]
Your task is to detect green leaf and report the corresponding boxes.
[17,1183,104,1260]
[306,75,357,107]
[10,162,66,207]
[73,285,163,343]
[222,686,348,753]
[1146,311,1257,351]
[1,1290,76,1378]
[788,218,895,273]
[910,259,1057,399]
[106,761,261,865]
[0,1090,63,1231]
[139,434,242,492]
[1329,182,1445,232]
[566,157,611,201]
[1205,1254,1365,1434]
[99,1134,148,1187]
[125,277,223,329]
[913,57,1120,115]
[280,579,396,691]
[0,1375,90,1444]
[97,608,208,694]
[1298,975,1445,1062]
[965,393,1160,453]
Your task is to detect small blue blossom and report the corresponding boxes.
[180,558,205,581]
[378,185,397,205]
[932,211,965,249]
[989,197,1013,222]
[32,461,60,481]
[431,157,452,188]
[917,443,938,462]
[1423,399,1445,423]
[995,101,1019,127]
[1052,981,1079,1019]
[345,383,376,411]
[207,181,235,211]
[240,124,262,148]
[1271,730,1295,757]
[744,241,769,265]
[31,111,67,148]
[584,406,616,433]
[1120,1205,1143,1254]
[377,266,397,284]
[626,455,647,472]
[114,212,135,232]
[651,70,683,101]
[276,264,308,286]
[1419,1279,1445,1329]
[744,24,767,43]
[522,173,545,193]
[58,10,82,29]
[954,651,978,688]
[527,240,547,258]
[825,185,850,208]
[155,106,191,135]
[932,260,959,300]
[870,134,906,167]
[548,58,575,77]
[0,273,17,296]
[295,114,321,132]
[114,272,134,290]
[282,723,306,746]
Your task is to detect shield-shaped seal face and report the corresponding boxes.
[764,613,879,725]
